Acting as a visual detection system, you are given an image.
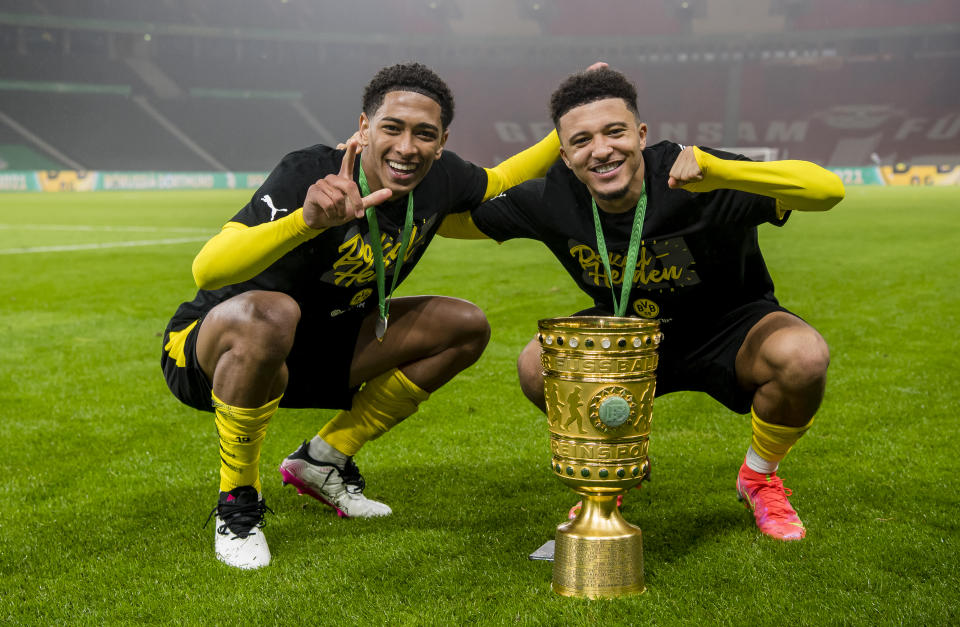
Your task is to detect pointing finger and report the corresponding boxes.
[339,139,358,178]
[361,188,393,211]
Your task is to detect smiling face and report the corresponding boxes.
[358,90,449,196]
[558,97,648,213]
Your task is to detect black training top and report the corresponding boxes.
[469,141,788,325]
[171,145,487,322]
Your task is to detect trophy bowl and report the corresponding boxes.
[538,316,661,599]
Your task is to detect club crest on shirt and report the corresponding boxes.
[632,299,660,318]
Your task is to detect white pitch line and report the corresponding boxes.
[0,224,213,233]
[0,237,209,255]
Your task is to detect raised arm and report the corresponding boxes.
[669,146,845,216]
[437,132,559,240]
[192,212,320,290]
[481,130,560,201]
[193,141,391,290]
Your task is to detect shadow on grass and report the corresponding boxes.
[260,459,751,570]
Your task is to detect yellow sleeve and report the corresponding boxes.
[437,212,490,240]
[192,208,325,290]
[683,146,845,217]
[481,130,559,201]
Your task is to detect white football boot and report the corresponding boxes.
[205,486,272,569]
[279,440,392,518]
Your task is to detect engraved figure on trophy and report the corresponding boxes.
[562,387,587,434]
[544,379,563,428]
[628,380,655,434]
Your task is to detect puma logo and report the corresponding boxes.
[262,194,288,221]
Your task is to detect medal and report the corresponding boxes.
[591,185,648,317]
[358,165,414,343]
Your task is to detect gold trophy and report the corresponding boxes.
[538,316,661,599]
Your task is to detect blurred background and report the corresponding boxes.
[0,0,957,175]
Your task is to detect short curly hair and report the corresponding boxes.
[549,67,639,128]
[362,63,455,130]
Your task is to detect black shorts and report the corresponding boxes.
[161,309,366,413]
[573,300,793,414]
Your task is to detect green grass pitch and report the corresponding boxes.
[1,186,958,624]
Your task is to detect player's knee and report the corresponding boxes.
[776,330,830,391]
[226,292,300,359]
[449,300,491,358]
[517,342,545,409]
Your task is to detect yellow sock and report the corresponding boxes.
[213,392,281,493]
[317,368,430,456]
[750,406,814,464]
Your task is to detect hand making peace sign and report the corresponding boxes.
[302,139,393,229]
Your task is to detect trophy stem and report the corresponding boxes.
[551,491,645,599]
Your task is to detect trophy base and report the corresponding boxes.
[551,494,645,599]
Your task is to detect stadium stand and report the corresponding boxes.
[0,0,956,171]
[534,0,685,36]
[150,97,320,172]
[0,90,211,170]
[0,47,145,88]
[0,122,62,170]
[788,0,959,30]
[740,56,959,165]
[10,0,450,34]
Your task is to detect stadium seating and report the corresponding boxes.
[12,0,448,34]
[738,56,958,165]
[150,97,324,172]
[0,0,956,171]
[539,1,684,36]
[445,55,958,167]
[788,0,958,30]
[0,91,210,170]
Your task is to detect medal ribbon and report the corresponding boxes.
[358,165,414,335]
[590,185,647,317]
